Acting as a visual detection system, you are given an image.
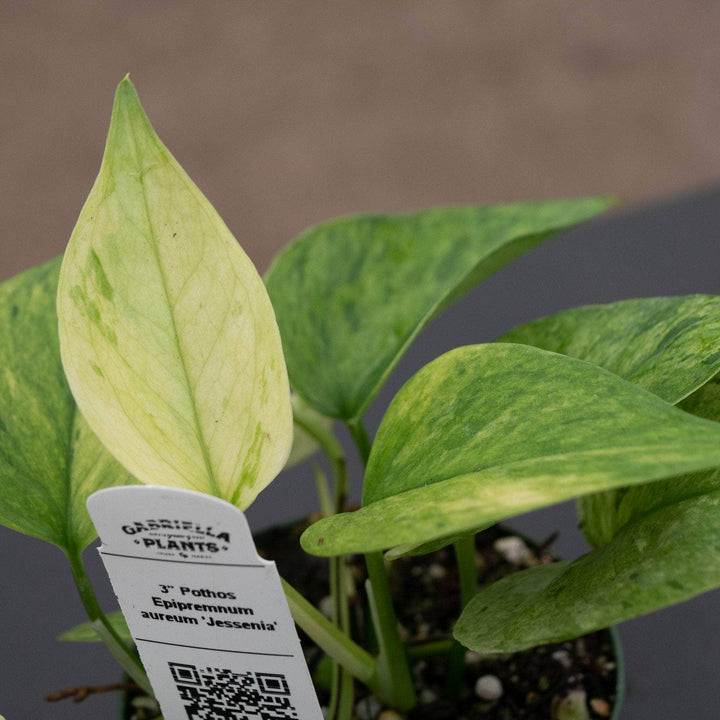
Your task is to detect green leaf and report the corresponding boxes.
[500,295,720,404]
[500,295,720,546]
[454,489,720,653]
[300,344,720,556]
[58,610,131,644]
[265,198,613,420]
[57,77,292,508]
[0,258,136,553]
[452,340,720,653]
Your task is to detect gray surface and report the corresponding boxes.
[3,188,720,717]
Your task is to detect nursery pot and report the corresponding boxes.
[122,520,624,720]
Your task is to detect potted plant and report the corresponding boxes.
[4,76,720,719]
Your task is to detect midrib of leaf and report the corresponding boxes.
[123,106,221,498]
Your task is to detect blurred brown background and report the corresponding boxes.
[3,1,720,279]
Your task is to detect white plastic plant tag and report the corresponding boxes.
[87,485,323,720]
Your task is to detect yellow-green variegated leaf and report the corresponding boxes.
[454,490,720,653]
[0,258,135,554]
[500,295,720,404]
[446,304,720,653]
[500,295,720,546]
[57,78,292,508]
[300,344,720,557]
[452,370,720,652]
[265,198,613,420]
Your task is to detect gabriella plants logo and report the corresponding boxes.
[120,518,231,556]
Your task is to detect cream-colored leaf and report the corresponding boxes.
[58,77,292,508]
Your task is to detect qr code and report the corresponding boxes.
[168,662,299,720]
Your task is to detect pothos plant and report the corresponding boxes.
[4,76,720,718]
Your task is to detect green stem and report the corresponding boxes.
[328,556,355,720]
[336,667,355,720]
[365,552,417,711]
[455,534,478,607]
[281,578,377,687]
[294,410,348,512]
[346,417,416,710]
[91,621,153,696]
[346,418,372,467]
[297,405,357,717]
[67,549,151,693]
[313,464,334,518]
[407,639,455,660]
[327,555,341,716]
[444,535,478,698]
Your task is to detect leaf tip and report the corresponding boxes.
[105,75,163,171]
[116,73,135,95]
[113,74,143,117]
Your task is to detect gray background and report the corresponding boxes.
[3,3,720,718]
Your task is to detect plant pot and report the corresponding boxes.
[122,519,624,720]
